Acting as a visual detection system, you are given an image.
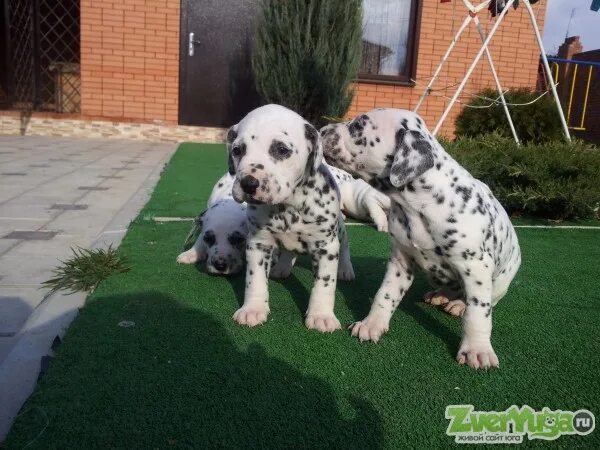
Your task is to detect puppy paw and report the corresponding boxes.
[176,249,198,264]
[374,219,388,233]
[349,315,389,343]
[305,313,341,333]
[456,339,499,369]
[443,299,466,317]
[424,289,450,306]
[337,262,355,281]
[233,306,269,327]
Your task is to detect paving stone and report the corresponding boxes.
[98,175,124,179]
[50,204,88,211]
[0,296,33,335]
[2,230,58,240]
[1,173,26,176]
[77,186,110,191]
[28,164,50,168]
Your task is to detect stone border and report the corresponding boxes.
[0,114,225,143]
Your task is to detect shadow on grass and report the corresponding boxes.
[337,256,461,355]
[7,291,384,448]
[193,254,460,357]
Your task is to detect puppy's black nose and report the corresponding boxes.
[213,259,228,272]
[240,175,259,195]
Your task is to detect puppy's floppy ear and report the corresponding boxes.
[226,125,238,175]
[389,129,435,187]
[304,123,323,177]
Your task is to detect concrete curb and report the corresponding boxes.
[0,146,175,442]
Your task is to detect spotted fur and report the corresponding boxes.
[321,108,521,369]
[227,104,355,333]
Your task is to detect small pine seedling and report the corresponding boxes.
[43,246,129,295]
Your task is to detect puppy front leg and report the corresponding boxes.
[233,233,274,327]
[305,239,342,333]
[176,238,206,264]
[457,270,499,369]
[366,198,390,232]
[350,248,413,342]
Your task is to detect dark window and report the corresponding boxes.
[359,0,421,85]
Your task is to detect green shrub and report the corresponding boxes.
[445,134,600,220]
[454,88,564,143]
[252,0,362,128]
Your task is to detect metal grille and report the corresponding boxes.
[8,0,34,107]
[6,0,80,112]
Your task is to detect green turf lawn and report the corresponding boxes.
[6,144,600,449]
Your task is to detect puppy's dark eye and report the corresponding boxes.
[228,233,245,247]
[231,146,242,157]
[270,140,292,160]
[203,231,216,246]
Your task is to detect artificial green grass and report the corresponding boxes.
[6,144,600,449]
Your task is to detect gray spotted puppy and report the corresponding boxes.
[321,108,521,369]
[176,174,248,275]
[228,104,355,333]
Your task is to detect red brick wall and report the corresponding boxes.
[78,0,546,132]
[348,0,548,137]
[80,0,180,124]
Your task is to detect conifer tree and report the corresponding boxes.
[252,0,363,127]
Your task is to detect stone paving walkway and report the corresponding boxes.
[0,136,176,439]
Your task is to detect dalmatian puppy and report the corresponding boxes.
[321,108,521,369]
[228,104,354,332]
[176,174,248,275]
[178,164,389,278]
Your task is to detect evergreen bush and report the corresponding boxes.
[445,134,600,220]
[252,0,362,127]
[454,88,564,143]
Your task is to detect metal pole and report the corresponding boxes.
[522,0,571,141]
[414,14,472,113]
[433,0,515,137]
[473,15,520,144]
[579,66,593,130]
[567,64,578,124]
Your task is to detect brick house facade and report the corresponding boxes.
[348,0,547,133]
[79,0,180,124]
[1,0,548,140]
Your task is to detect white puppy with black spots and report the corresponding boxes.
[227,104,355,332]
[321,108,521,369]
[177,163,389,276]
